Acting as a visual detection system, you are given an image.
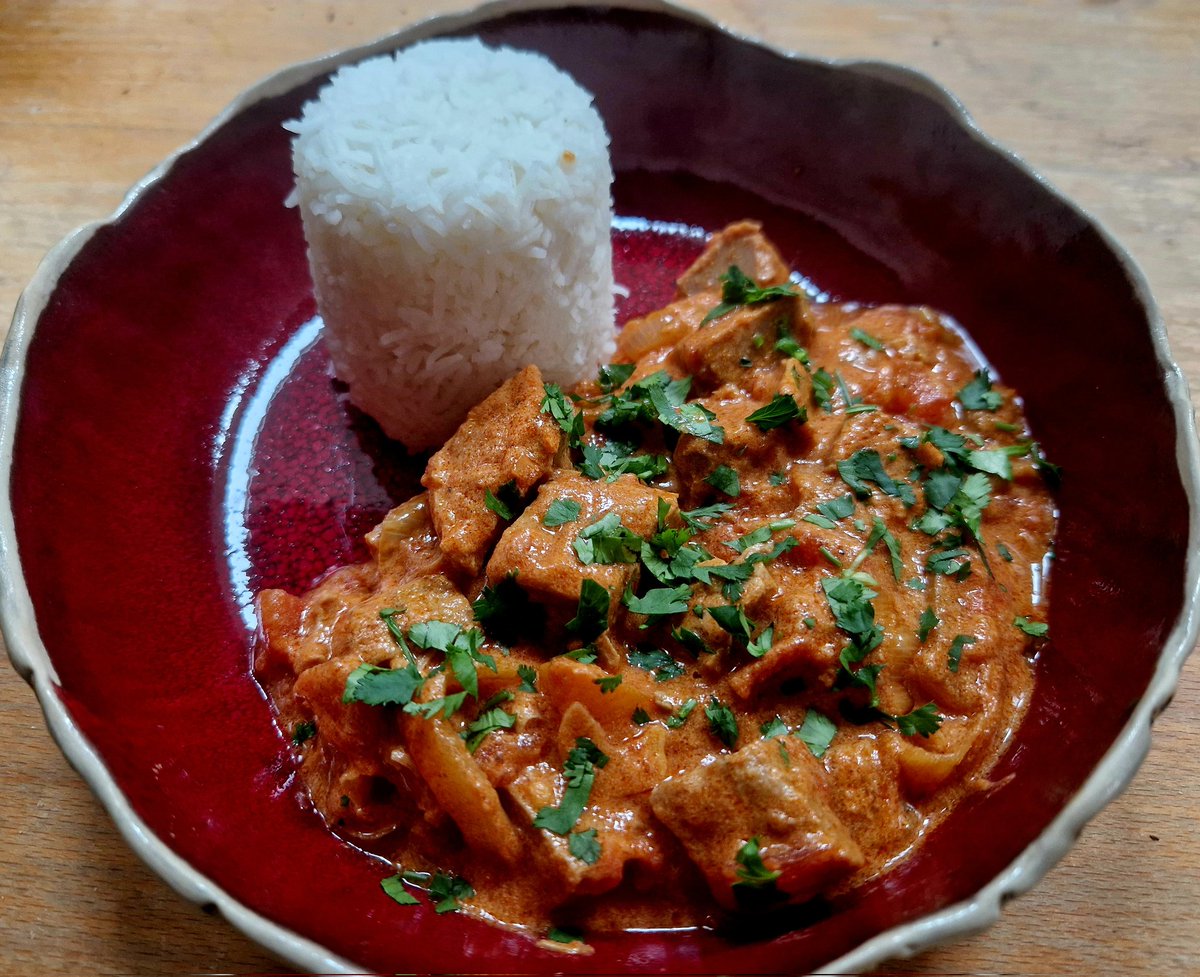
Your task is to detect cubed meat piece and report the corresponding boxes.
[672,398,809,509]
[671,297,810,396]
[675,221,792,297]
[486,470,674,630]
[507,760,663,902]
[422,365,562,576]
[649,737,863,909]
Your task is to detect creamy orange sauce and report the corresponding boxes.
[255,222,1055,941]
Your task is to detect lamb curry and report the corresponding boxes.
[254,222,1056,943]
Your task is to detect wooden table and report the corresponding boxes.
[1,2,1196,974]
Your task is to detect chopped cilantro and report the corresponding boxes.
[598,362,635,393]
[997,542,1014,562]
[671,627,714,658]
[628,648,686,682]
[679,501,734,533]
[802,616,816,629]
[566,579,610,643]
[917,607,939,644]
[569,828,602,865]
[594,675,623,694]
[540,383,583,445]
[517,664,538,694]
[796,709,837,758]
[381,874,421,906]
[577,439,669,483]
[1014,616,1049,637]
[747,393,806,431]
[701,265,799,325]
[851,327,885,351]
[420,871,475,914]
[708,604,754,643]
[905,577,927,591]
[623,584,692,620]
[838,449,913,503]
[704,464,741,497]
[543,498,582,527]
[812,367,835,413]
[407,620,494,700]
[957,370,1003,411]
[484,479,521,521]
[769,470,788,486]
[533,737,609,835]
[889,703,943,738]
[760,715,788,739]
[547,926,585,945]
[462,705,516,752]
[573,513,642,565]
[746,624,774,658]
[926,547,972,579]
[632,707,652,726]
[291,720,316,745]
[947,634,976,672]
[733,837,780,891]
[343,662,424,708]
[665,698,697,729]
[403,692,469,721]
[705,697,739,748]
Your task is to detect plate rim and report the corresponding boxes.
[2,0,1198,973]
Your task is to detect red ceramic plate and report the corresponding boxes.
[4,1,1198,973]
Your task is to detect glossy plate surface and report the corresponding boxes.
[3,2,1197,973]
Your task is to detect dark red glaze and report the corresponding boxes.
[9,6,1185,974]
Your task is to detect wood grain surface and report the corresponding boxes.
[1,1,1197,974]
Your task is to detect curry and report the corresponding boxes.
[254,222,1056,943]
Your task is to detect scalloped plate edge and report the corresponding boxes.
[2,1,1198,974]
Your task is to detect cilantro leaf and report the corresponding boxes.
[850,327,885,351]
[484,479,521,521]
[917,607,939,644]
[566,579,610,643]
[343,662,424,707]
[733,837,780,891]
[1014,616,1049,637]
[573,513,642,565]
[623,584,692,620]
[594,675,622,694]
[647,382,725,444]
[760,715,788,739]
[796,709,837,758]
[632,707,651,726]
[665,698,697,729]
[403,691,468,720]
[838,449,908,501]
[812,368,835,413]
[533,737,609,835]
[747,393,806,431]
[381,874,421,906]
[957,370,1003,411]
[462,706,516,752]
[628,648,686,682]
[543,498,582,527]
[704,464,741,497]
[746,624,774,658]
[680,501,734,533]
[547,926,585,945]
[947,634,976,672]
[701,265,799,325]
[517,664,538,694]
[705,697,739,748]
[598,363,635,393]
[425,871,475,914]
[577,439,668,482]
[569,828,602,865]
[291,720,316,745]
[708,603,754,643]
[889,703,943,738]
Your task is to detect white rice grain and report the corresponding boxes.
[287,38,615,450]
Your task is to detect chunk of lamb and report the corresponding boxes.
[675,220,792,297]
[486,470,675,634]
[422,365,562,577]
[649,737,863,909]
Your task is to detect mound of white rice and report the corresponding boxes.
[286,38,616,450]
